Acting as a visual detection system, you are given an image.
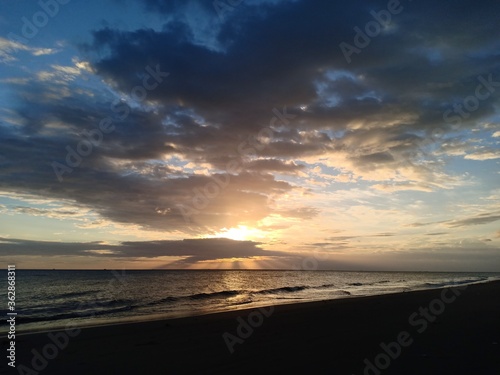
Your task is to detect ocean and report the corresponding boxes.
[2,270,500,334]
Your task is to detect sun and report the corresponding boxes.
[215,225,261,241]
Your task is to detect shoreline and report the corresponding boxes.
[2,277,499,337]
[4,280,500,374]
[3,277,498,337]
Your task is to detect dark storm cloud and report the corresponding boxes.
[82,0,500,183]
[0,118,295,232]
[0,79,300,232]
[0,238,107,257]
[0,237,285,261]
[115,238,280,260]
[89,0,500,132]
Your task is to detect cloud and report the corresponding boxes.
[1,0,500,240]
[10,206,81,219]
[0,237,284,262]
[464,149,500,161]
[324,232,396,242]
[372,183,434,193]
[275,207,320,220]
[86,0,500,141]
[0,82,303,233]
[446,213,500,228]
[244,159,305,174]
[36,64,86,84]
[0,37,58,63]
[405,222,429,228]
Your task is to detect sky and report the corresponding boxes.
[0,0,499,271]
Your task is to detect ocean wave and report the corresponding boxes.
[227,300,253,306]
[254,285,309,294]
[21,297,136,316]
[347,280,404,287]
[18,305,136,324]
[336,290,351,295]
[141,296,178,308]
[190,290,241,300]
[145,284,330,308]
[52,290,98,299]
[422,277,489,289]
[142,290,243,308]
[320,283,336,288]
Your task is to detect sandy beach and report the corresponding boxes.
[4,280,500,375]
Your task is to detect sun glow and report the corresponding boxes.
[214,225,262,241]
